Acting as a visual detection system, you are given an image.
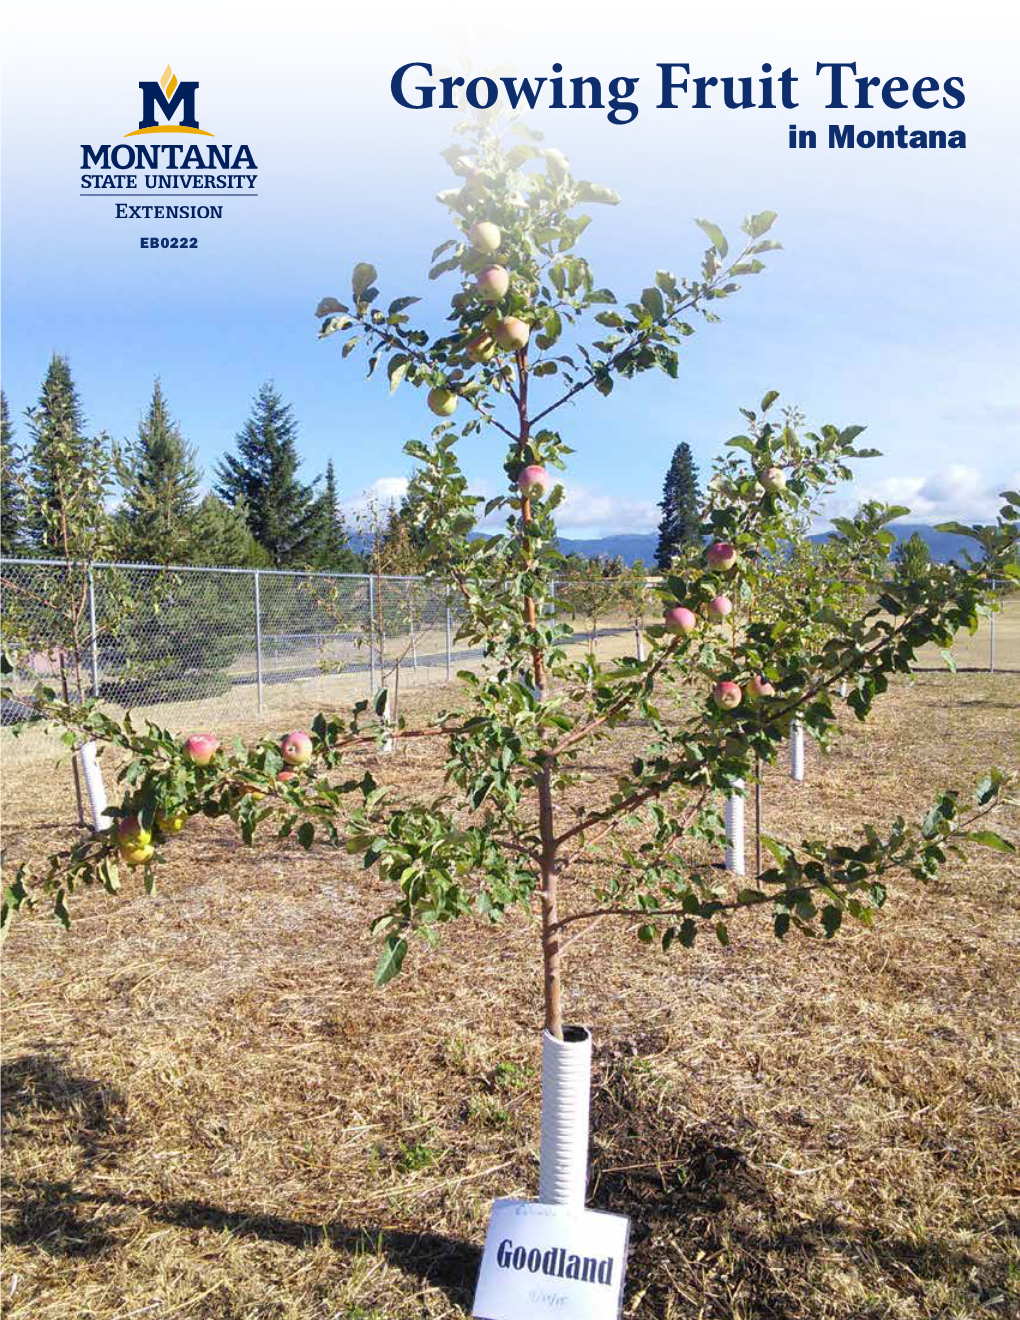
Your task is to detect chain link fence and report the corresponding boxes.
[1,558,1015,760]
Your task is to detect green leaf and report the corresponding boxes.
[960,830,1015,853]
[387,355,409,394]
[760,390,779,412]
[575,181,621,205]
[695,219,728,258]
[375,935,407,986]
[747,210,778,238]
[297,822,315,849]
[352,263,378,300]
[640,287,665,320]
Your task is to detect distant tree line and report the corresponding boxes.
[0,356,367,572]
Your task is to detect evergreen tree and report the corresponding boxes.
[893,531,932,585]
[116,378,201,564]
[25,354,106,555]
[315,460,360,570]
[215,383,321,566]
[1,389,26,555]
[654,441,702,572]
[191,494,269,567]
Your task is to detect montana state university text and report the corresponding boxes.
[80,143,257,189]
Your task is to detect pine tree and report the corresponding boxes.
[315,460,360,570]
[893,531,932,585]
[654,441,702,572]
[25,354,106,555]
[116,379,201,564]
[1,389,26,555]
[215,383,320,566]
[191,494,269,567]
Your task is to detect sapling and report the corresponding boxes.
[3,120,1018,1219]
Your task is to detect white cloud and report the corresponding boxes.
[343,476,409,517]
[555,485,658,536]
[351,474,658,539]
[825,464,1020,527]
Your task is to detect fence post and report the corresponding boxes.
[989,580,996,673]
[87,568,101,697]
[368,576,377,695]
[445,587,453,681]
[253,570,264,714]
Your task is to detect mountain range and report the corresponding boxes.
[555,524,977,566]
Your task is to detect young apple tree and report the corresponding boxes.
[3,118,1017,1062]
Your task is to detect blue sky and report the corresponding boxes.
[2,0,1017,536]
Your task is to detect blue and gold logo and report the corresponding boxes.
[126,65,213,138]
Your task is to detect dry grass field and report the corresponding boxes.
[1,654,1018,1318]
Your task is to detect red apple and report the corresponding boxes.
[494,316,530,351]
[469,221,501,254]
[712,680,743,710]
[705,594,733,622]
[744,675,776,705]
[184,734,219,766]
[118,815,154,866]
[663,606,697,635]
[118,815,152,847]
[760,466,787,493]
[277,769,298,784]
[476,265,509,302]
[706,541,738,572]
[280,730,313,766]
[517,465,551,498]
[427,387,457,417]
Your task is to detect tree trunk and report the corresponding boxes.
[538,760,563,1039]
[59,653,86,827]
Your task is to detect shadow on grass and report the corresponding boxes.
[3,1048,477,1296]
[1,1178,480,1304]
[588,1044,1013,1319]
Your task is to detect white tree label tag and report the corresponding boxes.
[472,1198,630,1320]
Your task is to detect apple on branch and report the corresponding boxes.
[476,265,509,303]
[706,542,738,573]
[712,680,743,710]
[280,731,313,766]
[468,221,501,254]
[663,606,697,635]
[494,316,530,351]
[183,734,220,766]
[427,387,458,417]
[517,465,551,498]
[760,466,787,494]
[117,816,154,867]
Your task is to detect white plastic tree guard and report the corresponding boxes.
[539,1026,592,1207]
[79,741,112,832]
[724,779,746,875]
[790,721,805,782]
[635,629,645,663]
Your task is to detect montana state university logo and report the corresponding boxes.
[125,65,213,137]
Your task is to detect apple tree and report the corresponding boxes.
[3,117,1018,1051]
